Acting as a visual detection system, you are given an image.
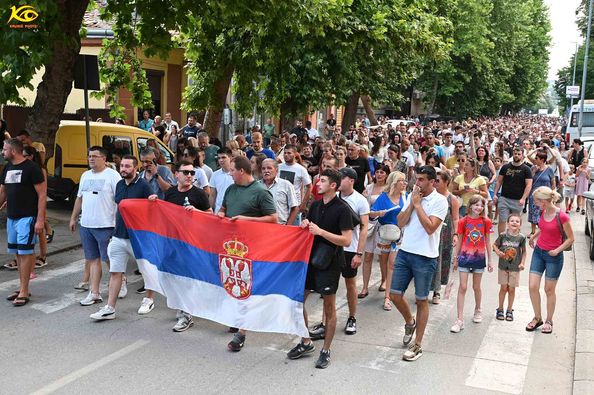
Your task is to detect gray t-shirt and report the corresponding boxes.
[222,180,276,218]
[494,232,526,272]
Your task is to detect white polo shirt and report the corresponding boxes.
[399,189,448,258]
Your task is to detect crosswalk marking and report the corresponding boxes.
[464,286,534,394]
[0,259,84,292]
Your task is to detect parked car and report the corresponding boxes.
[583,187,594,259]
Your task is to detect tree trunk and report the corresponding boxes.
[341,91,359,130]
[360,95,378,125]
[279,98,298,132]
[203,64,234,140]
[427,76,439,115]
[25,0,90,151]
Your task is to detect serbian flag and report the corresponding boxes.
[119,199,313,337]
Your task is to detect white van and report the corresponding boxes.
[567,100,594,142]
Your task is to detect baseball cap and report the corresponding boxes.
[340,167,358,180]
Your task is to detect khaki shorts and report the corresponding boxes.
[498,269,520,287]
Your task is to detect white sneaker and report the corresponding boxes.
[138,297,154,315]
[74,281,89,291]
[80,292,103,306]
[450,319,464,333]
[118,278,128,299]
[90,305,115,321]
[473,309,483,323]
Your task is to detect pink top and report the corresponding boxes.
[537,210,569,251]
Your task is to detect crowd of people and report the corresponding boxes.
[0,112,580,368]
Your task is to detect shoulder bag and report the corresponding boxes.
[309,242,337,270]
[555,213,572,251]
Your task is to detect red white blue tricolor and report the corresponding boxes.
[119,199,313,337]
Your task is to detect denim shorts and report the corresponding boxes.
[530,245,564,281]
[458,266,485,274]
[390,250,437,300]
[80,226,113,262]
[7,217,38,255]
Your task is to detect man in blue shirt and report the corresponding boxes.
[139,147,176,200]
[90,155,153,321]
[246,132,275,160]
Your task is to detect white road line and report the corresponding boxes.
[29,275,144,314]
[0,260,85,292]
[30,339,150,395]
[465,286,534,394]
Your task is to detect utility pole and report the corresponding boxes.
[578,0,594,138]
[570,42,578,111]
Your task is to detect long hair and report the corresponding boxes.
[467,194,487,218]
[384,171,405,195]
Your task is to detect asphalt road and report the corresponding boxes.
[0,218,577,395]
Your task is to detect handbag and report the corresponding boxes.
[555,213,572,251]
[378,224,402,242]
[367,218,378,238]
[309,242,337,270]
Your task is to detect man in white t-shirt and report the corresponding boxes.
[390,165,447,362]
[209,147,234,212]
[69,146,121,306]
[338,168,369,334]
[279,144,312,223]
[163,112,179,133]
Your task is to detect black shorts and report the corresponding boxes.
[342,251,358,278]
[305,253,342,295]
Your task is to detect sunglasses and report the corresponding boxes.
[179,170,196,176]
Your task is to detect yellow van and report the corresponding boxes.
[47,121,174,202]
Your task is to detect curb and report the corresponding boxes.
[572,216,594,394]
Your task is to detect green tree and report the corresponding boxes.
[0,0,90,144]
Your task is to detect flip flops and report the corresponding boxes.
[13,296,29,307]
[7,291,31,302]
[541,320,553,334]
[525,317,543,331]
[35,256,47,268]
[357,291,369,299]
[3,260,17,270]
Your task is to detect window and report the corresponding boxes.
[137,137,173,164]
[101,135,132,162]
[570,112,594,128]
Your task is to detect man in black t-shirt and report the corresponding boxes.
[0,138,46,306]
[345,143,371,193]
[493,147,533,234]
[287,169,353,369]
[148,160,211,332]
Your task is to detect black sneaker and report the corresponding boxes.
[345,316,357,335]
[315,349,331,369]
[136,286,146,294]
[287,341,315,359]
[309,323,325,340]
[227,333,245,352]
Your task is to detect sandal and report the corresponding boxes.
[46,229,55,243]
[525,317,543,332]
[496,308,504,320]
[3,259,17,270]
[506,309,514,321]
[383,297,392,311]
[35,256,47,268]
[7,291,31,301]
[378,286,386,292]
[541,320,553,334]
[357,291,369,299]
[13,296,29,307]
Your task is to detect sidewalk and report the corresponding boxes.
[0,207,81,265]
[572,213,594,394]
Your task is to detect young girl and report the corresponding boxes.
[575,158,590,215]
[563,164,576,213]
[451,195,493,333]
[492,213,526,321]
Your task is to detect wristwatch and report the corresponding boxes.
[355,252,363,256]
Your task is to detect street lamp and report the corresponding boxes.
[570,42,578,111]
[578,0,594,138]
